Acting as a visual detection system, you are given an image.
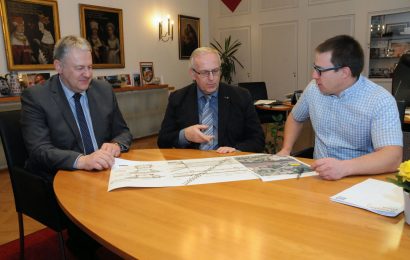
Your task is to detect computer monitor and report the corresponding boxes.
[392,54,410,106]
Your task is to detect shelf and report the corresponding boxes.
[371,35,410,41]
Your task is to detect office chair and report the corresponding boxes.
[0,110,67,260]
[238,82,277,124]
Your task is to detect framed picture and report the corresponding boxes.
[132,73,141,86]
[139,62,154,85]
[178,15,200,60]
[385,22,408,36]
[0,0,60,70]
[79,4,124,68]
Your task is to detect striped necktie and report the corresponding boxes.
[199,95,214,150]
[73,93,95,155]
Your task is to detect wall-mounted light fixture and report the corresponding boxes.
[159,15,173,42]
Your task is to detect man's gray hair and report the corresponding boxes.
[189,47,221,69]
[53,35,91,61]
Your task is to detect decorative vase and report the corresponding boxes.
[405,191,410,225]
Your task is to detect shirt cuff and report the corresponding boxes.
[178,129,191,147]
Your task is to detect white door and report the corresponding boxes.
[260,21,298,99]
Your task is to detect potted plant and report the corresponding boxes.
[388,160,410,224]
[210,36,244,84]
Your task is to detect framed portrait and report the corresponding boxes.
[0,0,60,70]
[178,15,200,60]
[139,62,154,85]
[79,4,124,68]
[385,22,408,36]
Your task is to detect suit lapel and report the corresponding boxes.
[49,76,83,149]
[218,84,231,137]
[185,84,200,125]
[86,84,103,146]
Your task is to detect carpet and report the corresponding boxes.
[0,228,122,259]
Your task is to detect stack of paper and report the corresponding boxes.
[330,178,404,217]
[254,99,282,106]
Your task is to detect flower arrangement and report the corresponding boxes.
[388,160,410,193]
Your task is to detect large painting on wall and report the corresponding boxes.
[178,15,200,60]
[79,4,125,69]
[0,0,60,71]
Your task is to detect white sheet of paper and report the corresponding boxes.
[253,99,278,105]
[108,157,258,191]
[330,178,404,217]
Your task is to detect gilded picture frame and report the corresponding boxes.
[0,0,60,71]
[79,4,124,68]
[178,15,200,60]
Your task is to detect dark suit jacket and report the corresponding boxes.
[21,74,132,177]
[157,83,265,152]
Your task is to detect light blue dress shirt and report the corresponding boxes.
[178,88,219,147]
[60,77,98,153]
[292,75,403,160]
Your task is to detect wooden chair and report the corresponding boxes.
[0,110,67,260]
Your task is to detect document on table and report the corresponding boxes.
[330,178,404,217]
[254,99,281,106]
[108,154,317,191]
[108,156,258,191]
[234,154,317,181]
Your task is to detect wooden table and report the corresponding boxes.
[54,149,410,259]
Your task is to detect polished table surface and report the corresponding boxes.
[54,149,410,259]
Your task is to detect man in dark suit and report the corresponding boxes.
[21,35,132,179]
[21,35,132,257]
[158,47,264,153]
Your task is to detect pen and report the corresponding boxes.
[296,167,304,179]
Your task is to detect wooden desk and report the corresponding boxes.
[54,149,410,259]
[255,103,293,112]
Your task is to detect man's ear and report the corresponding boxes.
[189,68,196,81]
[341,66,352,79]
[54,59,62,73]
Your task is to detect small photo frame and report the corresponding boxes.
[139,62,154,85]
[79,4,124,68]
[385,22,408,36]
[19,72,50,88]
[178,15,200,60]
[132,73,141,86]
[0,0,60,70]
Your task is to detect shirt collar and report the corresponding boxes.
[197,87,218,101]
[59,75,85,100]
[337,75,362,98]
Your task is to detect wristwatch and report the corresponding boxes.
[113,142,128,152]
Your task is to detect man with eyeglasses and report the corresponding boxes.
[277,35,402,180]
[158,47,264,153]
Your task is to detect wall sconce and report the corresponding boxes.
[159,15,173,42]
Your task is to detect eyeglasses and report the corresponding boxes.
[192,68,221,78]
[312,64,342,76]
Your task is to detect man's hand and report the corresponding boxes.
[216,146,236,154]
[276,148,291,157]
[184,124,213,144]
[100,142,121,157]
[311,158,349,180]
[76,150,115,171]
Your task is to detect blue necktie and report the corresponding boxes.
[73,93,94,155]
[200,95,214,150]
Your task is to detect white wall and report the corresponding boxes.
[208,0,410,97]
[0,0,209,90]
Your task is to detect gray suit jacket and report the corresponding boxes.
[21,74,132,177]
